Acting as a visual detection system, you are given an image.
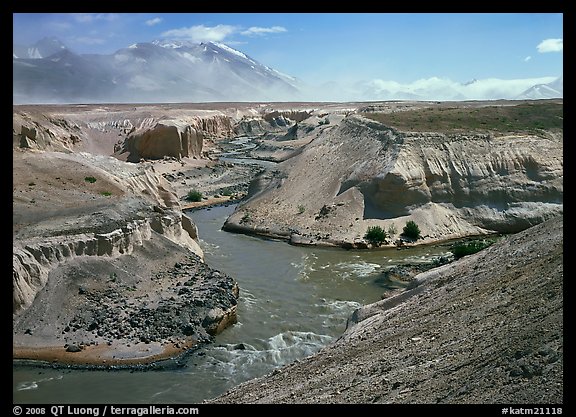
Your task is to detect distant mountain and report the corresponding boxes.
[13,37,68,59]
[517,76,563,100]
[13,38,302,103]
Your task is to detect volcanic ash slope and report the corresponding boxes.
[224,114,563,246]
[210,214,563,404]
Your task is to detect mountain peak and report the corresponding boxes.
[13,37,68,59]
[152,39,197,49]
[517,76,563,100]
[14,37,301,103]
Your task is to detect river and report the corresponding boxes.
[13,204,452,404]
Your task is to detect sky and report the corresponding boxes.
[12,13,563,99]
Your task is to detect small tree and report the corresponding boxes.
[185,189,203,202]
[364,225,388,246]
[402,220,421,240]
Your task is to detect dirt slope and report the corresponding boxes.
[210,214,563,404]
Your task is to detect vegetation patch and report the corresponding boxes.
[84,176,97,183]
[185,189,203,202]
[364,225,388,246]
[402,220,421,240]
[450,239,495,259]
[362,101,563,136]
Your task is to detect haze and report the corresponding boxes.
[13,13,563,102]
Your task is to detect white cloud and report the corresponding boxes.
[145,17,163,27]
[537,38,563,53]
[71,36,106,45]
[47,21,72,31]
[161,24,237,42]
[71,13,119,23]
[357,76,557,101]
[240,26,287,36]
[524,56,532,62]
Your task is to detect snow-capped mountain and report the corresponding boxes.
[13,37,68,59]
[517,76,563,99]
[13,38,302,103]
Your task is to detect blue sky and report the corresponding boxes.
[13,13,563,93]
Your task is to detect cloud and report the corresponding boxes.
[524,56,532,62]
[145,17,163,27]
[71,13,119,23]
[47,21,72,31]
[357,76,558,101]
[240,26,287,36]
[161,24,237,42]
[71,36,106,45]
[537,38,563,53]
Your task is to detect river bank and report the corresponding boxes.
[209,214,563,404]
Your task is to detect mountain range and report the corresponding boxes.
[13,37,301,103]
[13,37,563,103]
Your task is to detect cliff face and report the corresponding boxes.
[117,115,235,162]
[119,121,204,162]
[13,110,85,152]
[13,151,203,315]
[13,106,236,158]
[224,114,563,245]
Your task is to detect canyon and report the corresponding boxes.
[13,100,562,402]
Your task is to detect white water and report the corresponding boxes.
[13,204,451,404]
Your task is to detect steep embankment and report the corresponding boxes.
[12,102,328,366]
[12,105,244,365]
[210,214,563,404]
[224,103,563,247]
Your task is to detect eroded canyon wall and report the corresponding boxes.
[224,114,563,245]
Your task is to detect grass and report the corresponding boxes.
[362,101,563,136]
[101,191,112,196]
[84,176,97,183]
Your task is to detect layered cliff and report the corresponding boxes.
[224,108,563,246]
[13,150,203,314]
[116,115,235,162]
[12,104,244,364]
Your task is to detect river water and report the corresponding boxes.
[13,204,452,404]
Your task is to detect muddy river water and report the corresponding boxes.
[13,204,452,404]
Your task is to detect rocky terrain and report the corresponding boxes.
[210,214,563,403]
[223,100,563,248]
[12,102,346,366]
[13,100,563,378]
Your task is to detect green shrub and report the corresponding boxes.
[450,239,494,259]
[84,176,97,183]
[221,188,233,196]
[402,220,421,240]
[185,189,203,202]
[297,204,306,214]
[101,191,112,196]
[364,225,388,246]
